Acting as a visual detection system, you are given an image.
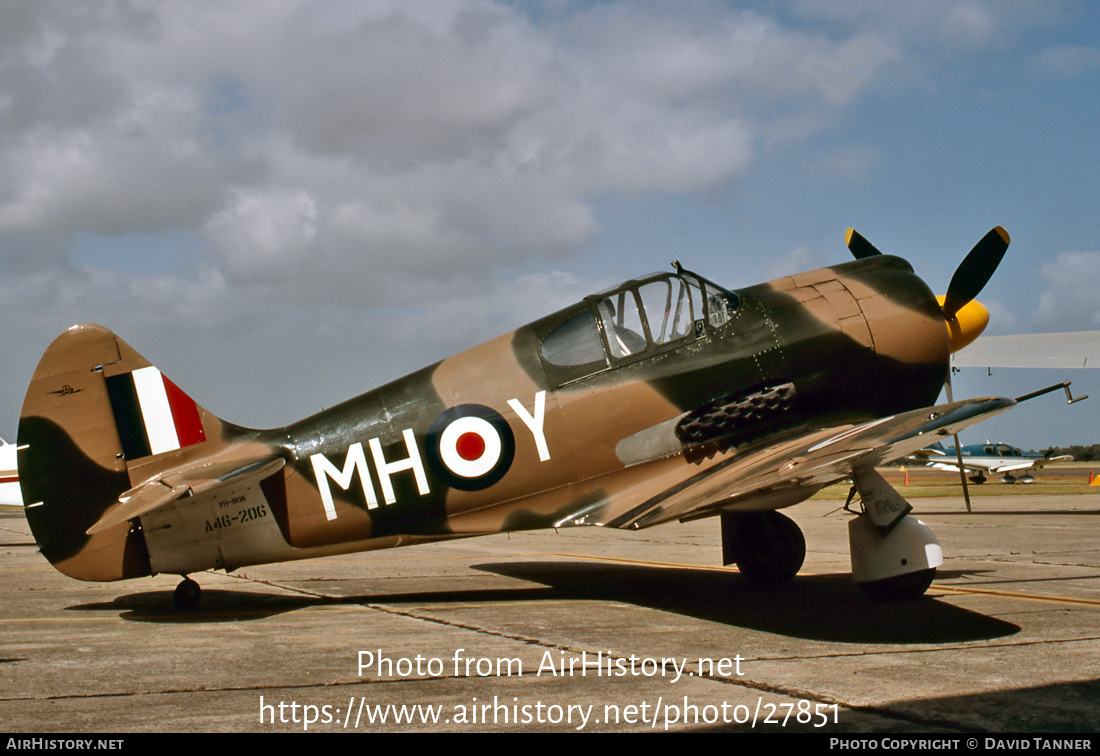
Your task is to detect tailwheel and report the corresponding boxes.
[174,576,201,611]
[721,511,806,584]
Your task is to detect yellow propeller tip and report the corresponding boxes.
[845,228,855,245]
[994,226,1010,245]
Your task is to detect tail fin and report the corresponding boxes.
[19,324,246,581]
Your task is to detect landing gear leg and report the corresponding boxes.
[174,576,201,611]
[721,511,806,584]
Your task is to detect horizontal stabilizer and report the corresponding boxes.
[87,456,284,535]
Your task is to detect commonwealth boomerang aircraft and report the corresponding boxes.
[20,227,1020,610]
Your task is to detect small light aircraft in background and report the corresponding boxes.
[20,227,1022,610]
[947,331,1096,489]
[0,439,22,507]
[911,440,1071,484]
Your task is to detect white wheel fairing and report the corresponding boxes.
[426,404,515,491]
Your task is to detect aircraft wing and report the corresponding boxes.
[985,460,1040,473]
[602,396,1015,530]
[927,460,981,473]
[952,331,1100,369]
[925,454,1068,475]
[987,455,1069,472]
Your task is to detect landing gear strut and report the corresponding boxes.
[721,511,806,584]
[174,576,201,611]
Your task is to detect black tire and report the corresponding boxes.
[723,511,806,584]
[174,577,201,611]
[860,568,936,600]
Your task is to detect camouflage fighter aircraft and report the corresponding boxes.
[20,227,1018,609]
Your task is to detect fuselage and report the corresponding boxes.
[251,254,950,553]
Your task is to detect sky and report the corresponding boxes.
[1,0,1098,451]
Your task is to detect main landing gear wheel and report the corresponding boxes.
[174,577,201,611]
[721,511,806,584]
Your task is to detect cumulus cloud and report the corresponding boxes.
[0,0,911,306]
[1032,250,1100,329]
[804,143,882,181]
[761,245,823,280]
[1,0,1071,427]
[1029,44,1100,78]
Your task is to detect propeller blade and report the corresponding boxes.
[845,228,882,259]
[944,372,972,513]
[942,226,1010,320]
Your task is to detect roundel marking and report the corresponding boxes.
[426,405,515,491]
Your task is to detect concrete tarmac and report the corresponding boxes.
[2,493,1098,733]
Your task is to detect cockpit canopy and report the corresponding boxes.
[982,443,1024,457]
[541,267,739,369]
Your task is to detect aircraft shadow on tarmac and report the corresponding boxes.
[76,559,1019,643]
[474,561,1020,644]
[70,589,327,624]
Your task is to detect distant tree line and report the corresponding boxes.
[886,444,1100,466]
[1041,445,1100,462]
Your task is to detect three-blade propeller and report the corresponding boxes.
[845,225,1010,347]
[844,225,1012,512]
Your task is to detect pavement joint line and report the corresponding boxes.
[220,570,338,600]
[0,675,459,703]
[931,584,1100,607]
